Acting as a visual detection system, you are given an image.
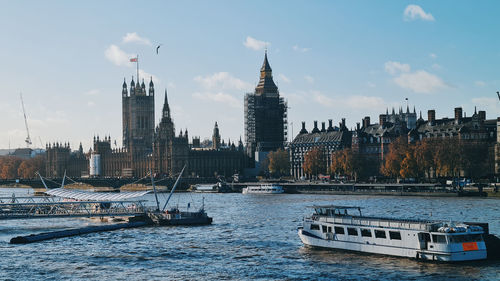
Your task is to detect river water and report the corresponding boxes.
[0,188,498,280]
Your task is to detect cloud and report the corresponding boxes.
[138,69,160,84]
[292,45,311,52]
[87,101,96,107]
[393,70,446,93]
[404,5,435,21]
[384,61,410,75]
[472,97,500,115]
[243,36,269,51]
[194,72,251,90]
[84,89,100,96]
[313,93,387,111]
[192,92,241,108]
[122,32,152,46]
[474,80,486,87]
[278,74,291,83]
[304,75,315,84]
[385,61,446,93]
[429,53,437,59]
[105,45,134,67]
[367,82,376,88]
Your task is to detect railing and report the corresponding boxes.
[0,200,148,220]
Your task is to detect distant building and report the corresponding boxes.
[244,52,287,163]
[46,78,248,179]
[290,120,351,178]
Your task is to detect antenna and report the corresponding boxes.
[20,93,32,148]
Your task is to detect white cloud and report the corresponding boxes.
[122,32,152,46]
[104,45,134,67]
[313,93,386,111]
[87,101,96,107]
[472,97,500,115]
[385,61,446,93]
[84,89,100,96]
[404,5,435,21]
[393,70,446,93]
[243,36,269,51]
[292,45,311,52]
[384,61,410,75]
[429,53,437,59]
[474,80,486,87]
[304,75,315,84]
[138,69,160,84]
[192,92,241,108]
[194,72,251,90]
[278,74,291,83]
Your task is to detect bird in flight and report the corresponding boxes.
[156,44,163,54]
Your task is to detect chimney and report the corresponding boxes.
[299,121,308,134]
[428,110,436,125]
[312,121,320,133]
[478,111,486,122]
[454,107,463,124]
[341,118,346,129]
[379,114,386,128]
[327,119,334,131]
[321,122,326,132]
[362,116,370,129]
[356,122,360,131]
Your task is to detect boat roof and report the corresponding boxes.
[308,205,363,210]
[45,188,150,201]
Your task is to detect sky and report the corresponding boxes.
[1,1,499,151]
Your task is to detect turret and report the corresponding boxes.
[149,77,154,96]
[122,78,128,97]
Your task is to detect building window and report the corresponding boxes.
[374,230,386,239]
[334,226,345,235]
[361,228,372,237]
[389,231,401,240]
[347,227,358,236]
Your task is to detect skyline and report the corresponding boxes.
[1,1,499,150]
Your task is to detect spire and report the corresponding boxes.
[122,77,127,88]
[162,89,170,119]
[413,106,416,114]
[255,51,278,96]
[474,106,477,115]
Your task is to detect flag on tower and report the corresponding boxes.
[130,57,138,62]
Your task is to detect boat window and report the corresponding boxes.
[361,228,372,237]
[347,227,358,236]
[310,224,320,230]
[432,234,447,243]
[389,231,401,240]
[328,227,332,233]
[322,225,328,233]
[334,226,345,235]
[374,230,386,239]
[449,234,483,243]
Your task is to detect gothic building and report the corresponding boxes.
[244,52,287,161]
[46,76,247,179]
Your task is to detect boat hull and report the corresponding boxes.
[298,228,487,262]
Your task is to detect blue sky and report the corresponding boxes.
[1,1,499,150]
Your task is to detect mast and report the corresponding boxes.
[162,165,186,211]
[150,169,160,211]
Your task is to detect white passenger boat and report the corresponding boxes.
[298,205,487,262]
[242,184,284,194]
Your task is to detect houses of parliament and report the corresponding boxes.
[46,75,248,179]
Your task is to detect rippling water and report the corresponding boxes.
[0,188,498,280]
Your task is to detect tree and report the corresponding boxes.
[303,147,326,178]
[0,156,23,179]
[331,148,363,181]
[380,137,408,179]
[17,155,45,179]
[414,139,434,180]
[268,149,290,177]
[400,145,417,179]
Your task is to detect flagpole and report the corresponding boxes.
[136,54,139,84]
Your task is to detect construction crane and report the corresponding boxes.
[19,92,32,148]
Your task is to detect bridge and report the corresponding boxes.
[0,196,148,220]
[0,177,217,189]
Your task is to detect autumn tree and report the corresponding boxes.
[0,156,23,179]
[331,148,363,181]
[17,155,45,179]
[399,144,417,179]
[413,138,435,180]
[267,149,290,177]
[380,136,408,180]
[303,146,326,178]
[434,138,461,178]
